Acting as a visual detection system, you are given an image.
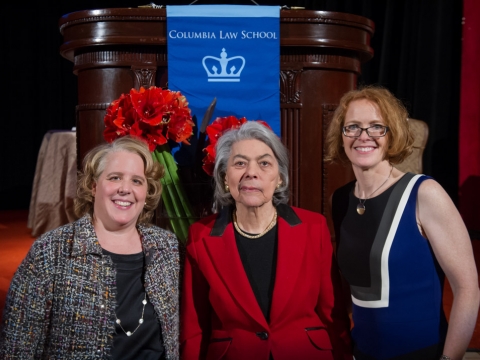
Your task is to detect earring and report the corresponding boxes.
[276,183,281,189]
[225,184,230,192]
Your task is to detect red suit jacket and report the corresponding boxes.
[180,204,352,360]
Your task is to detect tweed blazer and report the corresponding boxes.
[0,214,180,359]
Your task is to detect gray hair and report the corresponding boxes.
[213,121,289,208]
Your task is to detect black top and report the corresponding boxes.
[235,224,278,322]
[103,249,165,360]
[331,180,397,287]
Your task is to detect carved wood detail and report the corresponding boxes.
[280,70,302,104]
[59,14,167,33]
[74,50,167,68]
[281,48,361,67]
[321,103,355,236]
[131,66,157,89]
[322,104,339,213]
[76,103,112,111]
[281,106,301,207]
[280,15,373,28]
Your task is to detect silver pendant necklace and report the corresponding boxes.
[356,165,393,215]
[115,292,147,336]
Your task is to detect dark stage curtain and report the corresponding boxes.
[0,0,463,212]
[459,0,480,233]
[298,0,463,203]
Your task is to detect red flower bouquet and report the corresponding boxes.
[104,86,195,242]
[202,116,271,176]
[104,86,194,151]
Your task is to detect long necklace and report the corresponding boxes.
[356,165,393,215]
[115,292,147,337]
[233,209,277,239]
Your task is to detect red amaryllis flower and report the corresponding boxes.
[202,116,271,176]
[104,93,138,143]
[103,86,194,151]
[167,107,195,145]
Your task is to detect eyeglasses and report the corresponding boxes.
[342,124,389,138]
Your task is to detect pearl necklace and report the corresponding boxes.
[115,292,147,337]
[356,165,393,215]
[233,209,277,239]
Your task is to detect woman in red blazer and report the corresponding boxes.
[181,121,352,360]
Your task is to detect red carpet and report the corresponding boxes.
[0,210,36,313]
[1,209,479,349]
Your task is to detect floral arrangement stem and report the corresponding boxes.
[159,146,196,224]
[152,151,186,241]
[153,146,196,242]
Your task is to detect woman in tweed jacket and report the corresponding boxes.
[0,136,180,359]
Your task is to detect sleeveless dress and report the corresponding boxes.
[332,173,447,360]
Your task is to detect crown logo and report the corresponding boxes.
[202,48,246,82]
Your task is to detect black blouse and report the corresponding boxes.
[103,249,165,360]
[234,224,278,322]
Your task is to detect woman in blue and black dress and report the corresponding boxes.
[325,85,479,360]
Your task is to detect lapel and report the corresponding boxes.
[204,205,305,328]
[205,206,268,329]
[270,204,306,321]
[71,214,103,257]
[139,225,176,330]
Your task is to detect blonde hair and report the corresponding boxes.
[74,136,164,224]
[325,85,414,164]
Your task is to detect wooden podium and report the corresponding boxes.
[59,7,374,231]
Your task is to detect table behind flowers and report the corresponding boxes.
[28,130,77,237]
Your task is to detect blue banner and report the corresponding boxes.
[167,5,280,161]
